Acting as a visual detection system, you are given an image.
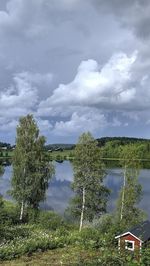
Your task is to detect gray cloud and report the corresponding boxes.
[0,0,150,142]
[92,0,150,40]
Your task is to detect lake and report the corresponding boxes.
[0,161,150,218]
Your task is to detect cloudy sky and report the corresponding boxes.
[0,0,150,143]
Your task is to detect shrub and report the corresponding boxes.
[0,225,30,242]
[37,211,65,230]
[65,228,104,249]
[0,225,67,261]
[141,247,150,265]
[0,200,19,226]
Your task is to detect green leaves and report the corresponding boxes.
[70,132,109,226]
[116,145,145,229]
[11,114,55,220]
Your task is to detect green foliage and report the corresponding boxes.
[70,132,109,228]
[141,247,150,265]
[0,221,147,265]
[36,211,65,230]
[4,204,19,225]
[102,140,121,159]
[100,138,150,168]
[77,228,104,249]
[0,225,66,261]
[115,144,146,229]
[0,225,30,242]
[11,114,55,220]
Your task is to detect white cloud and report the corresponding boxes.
[0,72,38,134]
[37,118,53,134]
[0,119,17,132]
[39,51,137,113]
[16,72,53,86]
[1,1,150,142]
[53,110,107,136]
[0,0,81,38]
[0,73,38,110]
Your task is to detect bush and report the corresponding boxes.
[3,200,20,225]
[0,225,67,261]
[27,208,39,223]
[141,247,150,265]
[93,214,114,233]
[79,228,103,249]
[0,225,30,242]
[64,228,105,249]
[37,211,65,230]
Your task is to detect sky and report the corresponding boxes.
[0,0,150,144]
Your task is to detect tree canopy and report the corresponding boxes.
[70,132,110,231]
[11,114,55,221]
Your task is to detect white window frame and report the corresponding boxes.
[125,240,135,251]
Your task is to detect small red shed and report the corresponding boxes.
[115,220,150,252]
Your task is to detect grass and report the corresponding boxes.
[48,150,74,161]
[0,246,100,266]
[0,150,74,161]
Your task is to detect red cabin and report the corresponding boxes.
[115,220,150,252]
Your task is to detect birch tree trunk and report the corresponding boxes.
[79,187,85,232]
[20,200,24,221]
[20,167,26,221]
[120,164,126,221]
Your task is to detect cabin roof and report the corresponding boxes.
[115,220,150,242]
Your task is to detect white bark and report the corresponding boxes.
[20,200,24,221]
[20,167,26,221]
[79,187,85,232]
[120,164,126,221]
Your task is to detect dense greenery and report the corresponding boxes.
[69,132,109,231]
[1,136,150,170]
[11,114,55,221]
[115,145,145,229]
[97,136,150,147]
[0,205,149,265]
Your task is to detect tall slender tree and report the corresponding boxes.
[11,114,55,221]
[70,132,109,231]
[116,145,144,228]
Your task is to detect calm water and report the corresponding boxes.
[0,161,150,218]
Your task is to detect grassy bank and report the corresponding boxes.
[0,246,101,266]
[0,201,149,265]
[0,224,141,266]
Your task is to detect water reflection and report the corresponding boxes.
[0,161,150,217]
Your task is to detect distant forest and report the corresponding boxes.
[1,137,150,151]
[97,136,150,147]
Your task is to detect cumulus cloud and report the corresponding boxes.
[17,72,53,86]
[0,72,38,136]
[0,73,38,110]
[0,0,82,39]
[53,110,107,136]
[37,118,53,136]
[39,51,137,112]
[0,0,150,142]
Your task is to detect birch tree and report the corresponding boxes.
[11,114,54,221]
[116,145,144,228]
[70,132,109,231]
